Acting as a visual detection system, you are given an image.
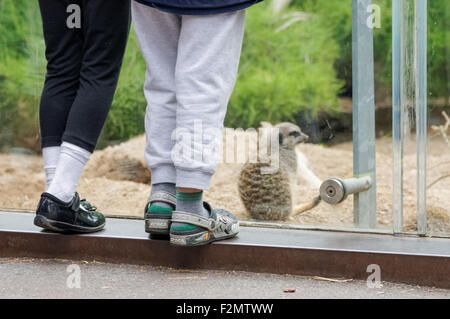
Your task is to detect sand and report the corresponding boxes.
[0,132,449,235]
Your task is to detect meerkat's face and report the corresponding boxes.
[276,122,309,149]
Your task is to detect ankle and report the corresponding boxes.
[150,183,176,209]
[177,187,202,193]
[47,186,75,203]
[176,190,203,202]
[176,190,209,218]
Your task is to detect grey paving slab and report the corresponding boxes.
[0,258,448,299]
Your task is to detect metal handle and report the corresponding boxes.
[320,176,372,205]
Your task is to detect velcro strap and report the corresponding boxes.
[171,211,217,231]
[149,191,176,206]
[71,193,81,211]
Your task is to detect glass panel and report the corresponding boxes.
[392,0,423,234]
[392,0,449,237]
[0,2,43,210]
[215,0,394,232]
[426,0,450,237]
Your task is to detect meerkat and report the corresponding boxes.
[238,122,321,221]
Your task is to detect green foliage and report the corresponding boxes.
[0,0,147,148]
[226,1,343,128]
[291,0,353,90]
[428,1,450,101]
[291,0,449,101]
[0,0,43,149]
[0,0,449,147]
[102,26,147,141]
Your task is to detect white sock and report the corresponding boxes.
[42,146,61,191]
[47,142,91,203]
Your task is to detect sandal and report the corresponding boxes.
[144,191,176,235]
[170,202,239,246]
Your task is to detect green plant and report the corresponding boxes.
[226,1,343,128]
[102,26,147,142]
[1,0,448,148]
[0,0,43,150]
[290,0,449,103]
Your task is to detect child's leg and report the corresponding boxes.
[62,0,131,153]
[132,3,180,194]
[35,0,130,233]
[174,10,246,190]
[132,3,180,187]
[38,0,83,189]
[170,10,245,241]
[47,0,131,202]
[132,3,181,233]
[38,0,83,149]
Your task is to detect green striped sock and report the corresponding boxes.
[172,190,209,232]
[148,205,173,215]
[176,190,203,202]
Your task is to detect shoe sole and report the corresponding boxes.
[169,231,238,247]
[34,215,105,234]
[169,211,239,247]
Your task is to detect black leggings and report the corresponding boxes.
[38,0,131,152]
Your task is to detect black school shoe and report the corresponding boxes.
[34,192,105,233]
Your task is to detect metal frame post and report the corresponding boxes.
[352,0,377,229]
[392,0,404,234]
[415,0,428,236]
[392,0,428,235]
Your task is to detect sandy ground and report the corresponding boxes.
[0,132,449,234]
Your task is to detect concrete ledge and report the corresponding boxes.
[1,212,449,288]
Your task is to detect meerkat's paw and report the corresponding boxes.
[296,148,322,188]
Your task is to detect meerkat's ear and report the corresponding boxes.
[260,121,273,128]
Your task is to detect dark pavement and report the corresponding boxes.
[0,258,448,299]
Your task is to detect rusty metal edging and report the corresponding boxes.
[1,228,449,289]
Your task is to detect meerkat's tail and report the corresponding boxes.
[293,196,321,216]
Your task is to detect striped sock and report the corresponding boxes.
[171,191,210,231]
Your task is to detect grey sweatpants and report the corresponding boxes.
[132,2,245,190]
